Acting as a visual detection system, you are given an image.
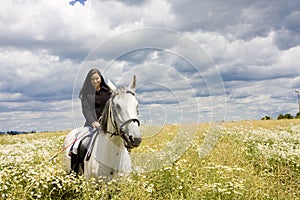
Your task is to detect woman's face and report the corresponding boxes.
[90,73,101,90]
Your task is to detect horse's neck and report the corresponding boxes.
[104,107,124,150]
[91,102,131,170]
[92,131,128,167]
[97,131,125,152]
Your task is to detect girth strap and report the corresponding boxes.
[85,130,99,161]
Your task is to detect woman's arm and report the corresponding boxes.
[81,94,97,126]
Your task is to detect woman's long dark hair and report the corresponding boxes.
[79,69,109,99]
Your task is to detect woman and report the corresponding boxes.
[79,69,111,128]
[70,69,111,173]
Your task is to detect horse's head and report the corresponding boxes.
[106,75,142,149]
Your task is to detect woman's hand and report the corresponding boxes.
[92,121,100,129]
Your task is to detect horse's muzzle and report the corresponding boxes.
[130,136,142,147]
[123,134,142,149]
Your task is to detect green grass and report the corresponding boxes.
[0,120,299,199]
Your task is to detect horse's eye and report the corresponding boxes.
[115,104,121,111]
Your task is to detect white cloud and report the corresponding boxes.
[0,0,300,131]
[0,48,80,130]
[0,92,27,102]
[0,0,176,61]
[0,99,74,131]
[0,48,78,99]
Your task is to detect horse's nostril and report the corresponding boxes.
[129,135,134,142]
[133,137,142,146]
[125,135,142,148]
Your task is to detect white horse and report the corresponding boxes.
[63,76,142,181]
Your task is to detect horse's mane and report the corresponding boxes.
[100,98,111,132]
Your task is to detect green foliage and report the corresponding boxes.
[284,113,294,119]
[277,113,296,120]
[277,114,284,120]
[261,116,271,120]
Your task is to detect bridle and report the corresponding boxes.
[106,90,140,138]
[84,89,140,161]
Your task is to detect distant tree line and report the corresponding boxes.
[261,112,300,120]
[0,130,36,135]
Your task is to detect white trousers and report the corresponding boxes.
[70,127,95,154]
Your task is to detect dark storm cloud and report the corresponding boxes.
[170,0,300,49]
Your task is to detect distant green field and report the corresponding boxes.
[0,120,299,199]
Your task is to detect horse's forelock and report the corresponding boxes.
[112,86,135,99]
[112,87,125,96]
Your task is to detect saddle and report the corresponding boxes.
[71,130,98,173]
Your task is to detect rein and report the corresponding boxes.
[49,128,96,161]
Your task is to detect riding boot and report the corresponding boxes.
[70,153,79,173]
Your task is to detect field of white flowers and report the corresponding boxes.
[0,119,299,199]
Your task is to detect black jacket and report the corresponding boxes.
[81,87,111,127]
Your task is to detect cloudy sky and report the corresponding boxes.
[1,0,300,131]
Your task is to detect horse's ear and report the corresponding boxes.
[107,79,116,92]
[129,75,136,91]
